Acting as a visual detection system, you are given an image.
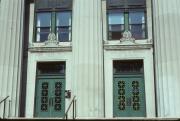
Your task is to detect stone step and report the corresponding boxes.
[0,118,179,121]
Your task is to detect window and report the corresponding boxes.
[107,0,147,40]
[34,0,72,42]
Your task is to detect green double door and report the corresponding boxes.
[113,74,146,117]
[34,75,65,117]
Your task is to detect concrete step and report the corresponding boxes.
[0,117,179,121]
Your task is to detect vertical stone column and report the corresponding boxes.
[153,0,180,117]
[0,0,24,117]
[72,0,104,117]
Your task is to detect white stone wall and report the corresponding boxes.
[153,0,180,118]
[0,0,180,119]
[0,0,24,118]
[72,0,104,118]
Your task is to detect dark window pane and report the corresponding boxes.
[108,10,124,25]
[129,10,145,24]
[109,25,124,31]
[129,24,145,39]
[57,27,70,42]
[108,9,124,40]
[37,62,66,75]
[129,9,146,39]
[56,12,71,26]
[36,27,50,42]
[109,31,123,40]
[113,60,144,74]
[36,13,51,27]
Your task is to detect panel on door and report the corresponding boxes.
[113,60,146,117]
[35,79,51,117]
[34,76,65,117]
[113,75,146,117]
[51,78,65,117]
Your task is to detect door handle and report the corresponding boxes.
[48,98,54,106]
[51,98,54,106]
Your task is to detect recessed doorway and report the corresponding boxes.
[34,62,66,117]
[113,60,146,117]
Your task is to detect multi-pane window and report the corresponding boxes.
[56,12,71,42]
[107,0,147,40]
[36,13,51,42]
[108,10,124,40]
[35,0,72,42]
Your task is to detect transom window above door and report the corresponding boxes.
[34,0,72,42]
[107,0,147,40]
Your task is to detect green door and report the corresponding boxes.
[113,74,146,117]
[35,75,65,117]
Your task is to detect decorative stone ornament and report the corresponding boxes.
[120,30,135,43]
[44,32,59,47]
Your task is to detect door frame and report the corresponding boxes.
[104,49,156,118]
[25,52,72,118]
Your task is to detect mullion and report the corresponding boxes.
[124,12,129,31]
[51,12,56,33]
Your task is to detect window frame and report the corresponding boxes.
[107,7,148,40]
[33,5,72,43]
[103,0,152,43]
[128,8,147,40]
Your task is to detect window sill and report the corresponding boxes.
[104,39,153,50]
[28,42,72,52]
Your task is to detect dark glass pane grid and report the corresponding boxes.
[56,12,71,42]
[107,1,147,40]
[113,60,144,74]
[35,0,72,42]
[37,62,66,75]
[36,27,50,42]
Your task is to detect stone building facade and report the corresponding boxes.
[0,0,180,119]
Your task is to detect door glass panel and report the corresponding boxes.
[37,62,65,75]
[113,60,143,74]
